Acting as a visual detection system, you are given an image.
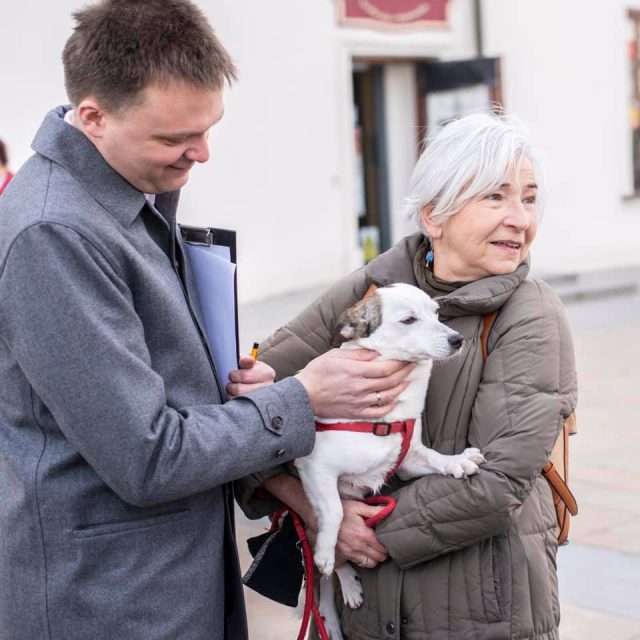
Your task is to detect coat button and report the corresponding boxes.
[275,448,286,459]
[271,416,284,431]
[401,617,408,624]
[386,621,395,634]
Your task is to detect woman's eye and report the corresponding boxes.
[485,193,503,202]
[523,196,537,205]
[400,317,417,325]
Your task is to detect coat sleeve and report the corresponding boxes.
[375,280,578,569]
[0,222,315,508]
[234,267,370,518]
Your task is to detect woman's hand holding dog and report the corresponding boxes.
[295,349,415,419]
[333,500,388,569]
[304,500,388,570]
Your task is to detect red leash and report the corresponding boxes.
[362,495,397,527]
[270,497,397,640]
[268,507,330,640]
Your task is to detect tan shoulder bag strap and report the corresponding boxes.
[481,310,578,543]
[481,311,499,361]
[363,283,378,299]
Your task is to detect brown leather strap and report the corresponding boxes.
[481,310,499,362]
[363,283,378,299]
[481,309,578,543]
[566,410,578,435]
[542,461,578,516]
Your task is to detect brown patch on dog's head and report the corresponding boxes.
[331,293,383,347]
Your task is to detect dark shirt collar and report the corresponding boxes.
[31,105,179,227]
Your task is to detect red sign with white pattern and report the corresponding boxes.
[337,0,451,29]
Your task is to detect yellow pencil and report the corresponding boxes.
[250,342,259,359]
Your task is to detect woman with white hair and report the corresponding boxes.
[236,112,577,640]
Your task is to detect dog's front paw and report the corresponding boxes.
[443,448,486,478]
[314,548,336,576]
[462,447,486,466]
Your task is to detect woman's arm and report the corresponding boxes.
[375,280,578,569]
[263,473,317,529]
[264,473,389,566]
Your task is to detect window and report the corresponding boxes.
[628,10,640,193]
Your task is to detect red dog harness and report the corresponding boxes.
[315,418,416,482]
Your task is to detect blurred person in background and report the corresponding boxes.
[237,112,578,640]
[0,139,13,195]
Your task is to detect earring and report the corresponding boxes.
[425,249,434,267]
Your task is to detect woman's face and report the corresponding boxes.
[422,159,538,282]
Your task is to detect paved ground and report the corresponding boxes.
[235,278,640,639]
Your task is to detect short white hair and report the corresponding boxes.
[403,112,545,235]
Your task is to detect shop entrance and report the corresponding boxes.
[351,57,502,264]
[352,63,391,262]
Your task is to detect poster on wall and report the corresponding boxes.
[427,85,492,129]
[417,58,502,131]
[336,0,452,30]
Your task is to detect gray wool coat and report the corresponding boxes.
[0,106,316,640]
[237,234,578,640]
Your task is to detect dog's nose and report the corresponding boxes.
[447,333,464,350]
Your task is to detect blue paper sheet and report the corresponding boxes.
[182,242,238,390]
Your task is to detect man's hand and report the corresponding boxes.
[295,349,414,419]
[226,356,276,399]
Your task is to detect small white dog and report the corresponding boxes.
[294,283,485,639]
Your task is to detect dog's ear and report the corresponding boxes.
[330,293,382,348]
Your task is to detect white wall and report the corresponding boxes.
[4,0,634,302]
[483,0,640,275]
[384,63,421,244]
[0,2,73,168]
[0,0,350,303]
[0,0,478,303]
[183,0,351,302]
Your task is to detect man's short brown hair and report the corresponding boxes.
[63,0,237,112]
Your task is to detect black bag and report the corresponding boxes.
[242,513,304,607]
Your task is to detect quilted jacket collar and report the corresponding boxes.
[365,232,530,319]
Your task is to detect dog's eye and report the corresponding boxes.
[400,316,417,325]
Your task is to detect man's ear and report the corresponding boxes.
[420,205,442,240]
[75,98,107,140]
[330,294,382,348]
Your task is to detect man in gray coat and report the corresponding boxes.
[0,2,413,639]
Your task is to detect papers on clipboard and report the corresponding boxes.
[180,226,239,391]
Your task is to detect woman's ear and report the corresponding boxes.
[420,206,442,240]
